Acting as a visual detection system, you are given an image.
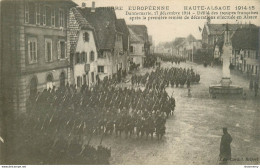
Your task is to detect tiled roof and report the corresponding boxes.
[186,34,196,42]
[206,23,257,35]
[231,27,259,50]
[71,8,93,30]
[116,19,129,50]
[127,25,148,42]
[128,27,144,43]
[172,37,186,47]
[26,0,77,6]
[78,7,117,50]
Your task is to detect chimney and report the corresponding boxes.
[82,2,86,8]
[91,2,95,12]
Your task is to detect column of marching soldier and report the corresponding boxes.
[23,61,199,164]
[131,67,200,89]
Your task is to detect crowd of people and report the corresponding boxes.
[23,70,176,163]
[160,55,186,65]
[131,67,200,89]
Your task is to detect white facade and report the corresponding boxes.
[74,30,98,88]
[130,43,145,67]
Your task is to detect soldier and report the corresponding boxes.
[219,128,232,164]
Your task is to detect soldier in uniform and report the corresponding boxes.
[219,128,232,164]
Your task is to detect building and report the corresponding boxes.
[0,0,77,163]
[148,35,155,55]
[202,22,242,60]
[1,0,76,114]
[69,7,98,88]
[78,4,129,80]
[127,25,150,56]
[116,19,130,73]
[231,27,260,76]
[128,26,146,68]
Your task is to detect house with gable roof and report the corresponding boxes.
[128,26,146,68]
[231,27,260,76]
[78,4,129,80]
[69,7,98,88]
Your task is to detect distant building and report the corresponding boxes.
[148,35,155,55]
[79,5,129,80]
[128,26,145,68]
[172,37,186,57]
[202,23,243,59]
[69,7,98,88]
[1,0,77,113]
[128,25,150,56]
[171,35,201,61]
[231,27,260,76]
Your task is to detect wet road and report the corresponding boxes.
[87,62,260,165]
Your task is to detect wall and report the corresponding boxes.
[74,30,98,86]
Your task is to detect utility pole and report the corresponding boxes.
[192,40,194,62]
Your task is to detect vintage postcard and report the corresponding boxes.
[0,0,259,166]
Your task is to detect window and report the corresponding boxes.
[51,8,55,27]
[35,3,40,25]
[77,76,82,88]
[90,51,95,61]
[28,2,35,24]
[130,46,134,53]
[142,46,144,52]
[83,75,86,85]
[59,9,64,27]
[25,3,29,23]
[83,32,89,42]
[43,6,46,25]
[46,6,51,26]
[46,74,53,89]
[45,39,52,62]
[58,40,66,59]
[75,52,80,64]
[81,52,86,63]
[98,51,105,58]
[28,37,37,64]
[98,66,104,73]
[117,34,121,41]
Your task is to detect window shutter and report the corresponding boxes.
[83,33,85,42]
[65,42,67,58]
[104,66,107,73]
[57,41,60,59]
[45,40,47,62]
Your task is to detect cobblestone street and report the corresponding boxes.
[88,62,260,165]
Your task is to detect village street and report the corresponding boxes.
[87,61,260,165]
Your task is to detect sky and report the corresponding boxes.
[72,0,260,45]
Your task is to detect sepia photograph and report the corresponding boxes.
[0,0,259,166]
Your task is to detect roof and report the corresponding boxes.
[206,24,241,35]
[116,19,129,50]
[172,37,186,47]
[205,23,258,36]
[71,8,93,30]
[128,27,144,43]
[186,34,196,42]
[231,27,259,50]
[24,0,78,6]
[78,7,118,50]
[127,25,148,42]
